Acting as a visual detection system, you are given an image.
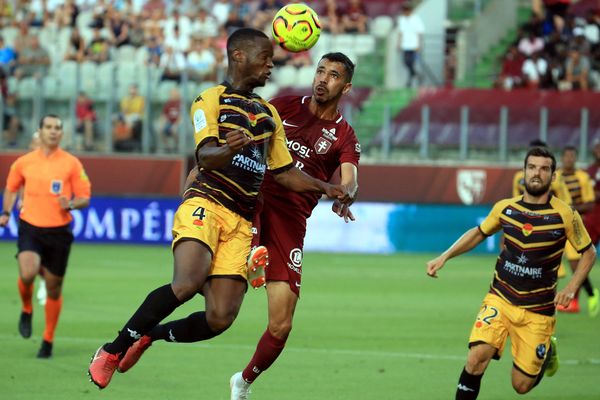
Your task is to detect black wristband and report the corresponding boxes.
[1,211,9,217]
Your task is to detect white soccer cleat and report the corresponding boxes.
[37,278,47,306]
[230,372,251,400]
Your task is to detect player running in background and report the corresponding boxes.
[427,146,596,400]
[0,114,91,358]
[87,28,347,390]
[229,52,360,399]
[556,145,599,315]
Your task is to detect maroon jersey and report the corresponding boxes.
[585,163,600,243]
[261,95,360,219]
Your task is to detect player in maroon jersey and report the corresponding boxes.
[585,141,600,246]
[230,52,360,398]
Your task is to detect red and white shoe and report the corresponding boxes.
[88,345,121,389]
[118,335,153,373]
[247,246,269,289]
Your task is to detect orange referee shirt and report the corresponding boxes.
[6,148,92,228]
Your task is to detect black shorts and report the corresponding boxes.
[17,219,74,277]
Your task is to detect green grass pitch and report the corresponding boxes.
[0,242,598,399]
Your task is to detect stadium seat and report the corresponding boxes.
[42,76,60,98]
[310,32,332,57]
[331,34,356,53]
[116,61,139,87]
[17,77,38,99]
[371,15,395,39]
[156,81,178,102]
[354,34,377,56]
[80,61,98,93]
[2,26,18,47]
[255,82,280,101]
[295,66,315,88]
[118,45,138,61]
[273,65,298,88]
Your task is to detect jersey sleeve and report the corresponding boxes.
[564,208,592,253]
[190,87,221,149]
[478,200,506,236]
[579,171,596,203]
[339,129,360,166]
[265,103,293,173]
[70,157,92,199]
[5,157,24,193]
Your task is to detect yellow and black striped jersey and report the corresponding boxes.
[512,170,572,204]
[185,82,293,220]
[556,168,595,206]
[479,195,592,316]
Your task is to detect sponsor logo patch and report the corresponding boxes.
[536,343,547,359]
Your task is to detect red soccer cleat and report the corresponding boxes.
[557,298,580,313]
[88,345,121,389]
[247,246,269,289]
[118,335,153,373]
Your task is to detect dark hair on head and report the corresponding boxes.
[529,139,547,148]
[39,114,62,129]
[563,145,577,154]
[525,146,556,173]
[320,52,355,82]
[226,28,269,56]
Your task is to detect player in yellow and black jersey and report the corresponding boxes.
[556,145,599,315]
[427,147,596,400]
[88,28,349,390]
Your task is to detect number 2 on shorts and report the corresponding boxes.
[477,305,499,325]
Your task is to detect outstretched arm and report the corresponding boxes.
[426,227,487,278]
[332,162,358,222]
[273,166,346,199]
[555,245,596,306]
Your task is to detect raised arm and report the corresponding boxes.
[196,129,251,170]
[273,166,346,199]
[426,227,487,278]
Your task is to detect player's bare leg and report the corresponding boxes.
[89,240,211,388]
[16,251,41,339]
[456,343,495,400]
[231,282,298,399]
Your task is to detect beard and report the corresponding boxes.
[524,180,551,197]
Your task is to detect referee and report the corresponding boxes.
[0,114,91,358]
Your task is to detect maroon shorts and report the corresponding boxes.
[253,200,307,297]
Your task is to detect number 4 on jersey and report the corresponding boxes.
[192,207,206,227]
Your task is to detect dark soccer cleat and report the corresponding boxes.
[88,345,121,389]
[247,246,269,289]
[37,340,53,358]
[18,311,32,338]
[118,335,152,373]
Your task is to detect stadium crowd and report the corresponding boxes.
[496,0,600,90]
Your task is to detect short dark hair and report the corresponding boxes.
[529,139,547,148]
[226,28,269,57]
[320,52,355,82]
[39,114,62,129]
[524,146,556,173]
[563,145,577,154]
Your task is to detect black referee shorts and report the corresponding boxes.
[17,219,74,277]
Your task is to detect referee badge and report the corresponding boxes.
[50,180,63,195]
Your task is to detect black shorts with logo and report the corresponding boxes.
[17,219,74,277]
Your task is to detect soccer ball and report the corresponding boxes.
[272,3,321,53]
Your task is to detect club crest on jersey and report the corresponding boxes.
[248,112,257,127]
[321,128,338,141]
[522,223,533,237]
[315,137,332,154]
[50,180,63,195]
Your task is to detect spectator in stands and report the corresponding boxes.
[54,0,78,28]
[0,0,13,28]
[542,0,571,34]
[583,10,599,47]
[158,88,181,153]
[86,28,110,63]
[1,69,21,147]
[0,35,17,74]
[114,83,144,152]
[341,0,369,34]
[13,20,33,55]
[108,10,131,48]
[224,0,251,31]
[143,9,164,40]
[252,0,284,31]
[127,14,146,48]
[191,7,219,38]
[145,35,163,66]
[522,51,550,89]
[89,0,108,28]
[187,37,216,82]
[496,46,525,90]
[14,35,50,80]
[63,27,86,63]
[320,0,342,34]
[159,45,186,82]
[142,0,166,20]
[164,24,190,54]
[396,2,425,88]
[518,30,545,57]
[75,92,96,151]
[164,9,192,41]
[561,47,591,90]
